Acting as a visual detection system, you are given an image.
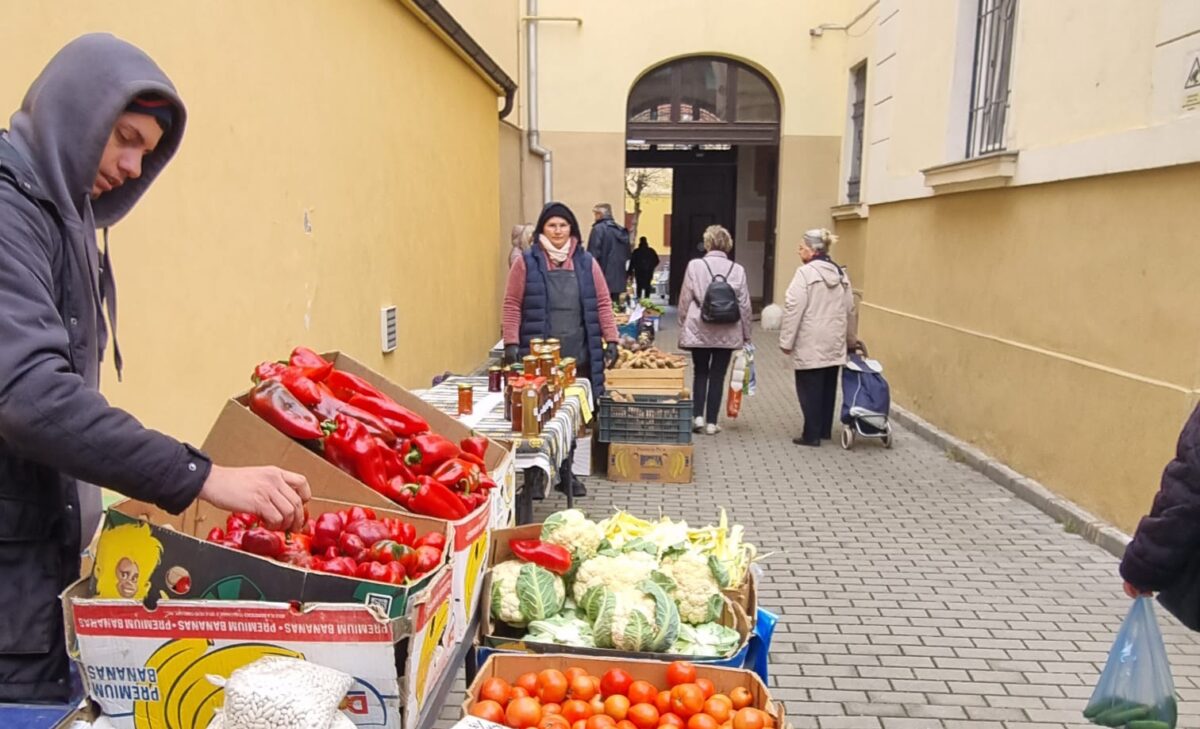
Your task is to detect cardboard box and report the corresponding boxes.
[479,525,752,664]
[607,443,694,483]
[604,368,687,396]
[464,654,785,727]
[93,497,447,621]
[202,351,517,641]
[65,566,456,729]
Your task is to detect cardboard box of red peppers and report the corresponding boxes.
[64,347,518,729]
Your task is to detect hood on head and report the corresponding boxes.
[8,33,186,227]
[535,201,583,245]
[810,259,846,288]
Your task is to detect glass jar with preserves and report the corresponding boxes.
[521,355,538,376]
[521,387,540,436]
[561,357,577,384]
[528,338,545,358]
[487,366,503,393]
[457,382,473,415]
[510,383,524,431]
[545,338,562,365]
[538,355,555,379]
[502,365,515,386]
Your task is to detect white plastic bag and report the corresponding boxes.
[205,656,354,729]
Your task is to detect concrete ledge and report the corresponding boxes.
[891,404,1132,559]
[921,151,1019,194]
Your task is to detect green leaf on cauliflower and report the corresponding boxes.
[639,579,681,653]
[592,592,618,649]
[708,555,731,589]
[622,538,659,557]
[705,593,725,623]
[670,621,740,657]
[516,564,565,623]
[581,585,609,624]
[622,609,654,652]
[650,570,677,593]
[540,510,569,538]
[663,542,689,558]
[490,579,503,622]
[524,614,595,648]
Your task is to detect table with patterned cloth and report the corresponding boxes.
[412,375,593,523]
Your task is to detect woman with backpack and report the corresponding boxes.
[779,228,858,447]
[677,225,753,435]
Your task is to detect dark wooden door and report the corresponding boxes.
[668,162,737,304]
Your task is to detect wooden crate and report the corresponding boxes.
[605,367,687,395]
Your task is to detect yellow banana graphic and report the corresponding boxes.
[415,599,450,704]
[462,530,490,615]
[171,643,304,728]
[135,638,210,729]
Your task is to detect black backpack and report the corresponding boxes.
[700,259,740,324]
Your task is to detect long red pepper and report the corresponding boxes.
[460,435,489,460]
[323,415,390,493]
[248,380,324,440]
[405,434,460,474]
[404,478,468,520]
[509,538,572,575]
[289,346,334,381]
[314,389,396,445]
[325,369,386,401]
[348,394,430,437]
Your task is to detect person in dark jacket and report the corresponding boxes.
[630,236,660,300]
[587,202,631,303]
[0,34,311,702]
[1120,403,1200,600]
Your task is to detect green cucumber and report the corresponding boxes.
[1126,721,1171,729]
[1092,705,1151,726]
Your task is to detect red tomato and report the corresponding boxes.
[511,687,531,700]
[604,695,631,721]
[470,700,506,724]
[517,673,540,694]
[627,681,658,706]
[687,715,719,729]
[539,670,569,704]
[571,674,598,701]
[728,688,753,711]
[540,716,571,729]
[573,722,588,729]
[543,703,563,715]
[665,662,697,688]
[731,709,765,729]
[587,715,617,729]
[628,703,660,729]
[669,685,704,719]
[617,721,638,729]
[694,679,715,700]
[600,669,634,698]
[654,691,672,716]
[506,697,543,729]
[562,699,594,723]
[480,677,513,707]
[658,713,685,729]
[566,667,589,684]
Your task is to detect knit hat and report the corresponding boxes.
[125,93,174,131]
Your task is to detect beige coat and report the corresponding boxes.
[677,251,754,349]
[779,259,858,369]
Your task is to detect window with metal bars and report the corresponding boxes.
[966,0,1016,158]
[846,63,867,203]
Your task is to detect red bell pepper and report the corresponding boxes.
[252,360,287,384]
[289,346,334,382]
[227,512,258,532]
[338,532,368,561]
[404,434,460,474]
[356,560,391,583]
[414,545,442,576]
[300,518,316,537]
[403,478,468,520]
[348,394,430,438]
[249,380,325,440]
[312,512,345,553]
[385,561,407,584]
[478,476,497,492]
[414,532,446,551]
[278,368,325,407]
[322,546,341,561]
[206,527,225,543]
[225,529,246,550]
[384,518,417,547]
[509,538,572,575]
[318,556,358,577]
[368,539,414,566]
[460,434,489,461]
[431,458,482,493]
[344,519,391,547]
[280,548,316,569]
[378,441,418,483]
[323,414,391,492]
[346,506,376,524]
[459,490,486,512]
[457,451,487,470]
[242,527,285,559]
[325,369,385,401]
[285,532,313,554]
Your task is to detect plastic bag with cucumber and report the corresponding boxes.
[1083,597,1177,728]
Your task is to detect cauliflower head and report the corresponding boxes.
[608,589,657,651]
[572,551,658,602]
[491,560,566,627]
[659,550,725,624]
[541,509,605,562]
[587,580,681,653]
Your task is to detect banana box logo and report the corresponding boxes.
[95,523,163,600]
[134,639,303,729]
[452,507,491,639]
[410,570,454,721]
[610,446,691,482]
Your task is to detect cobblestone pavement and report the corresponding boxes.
[439,321,1200,729]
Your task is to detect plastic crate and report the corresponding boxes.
[597,393,693,444]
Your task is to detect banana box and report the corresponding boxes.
[64,566,456,729]
[202,350,515,644]
[93,497,449,621]
[607,443,694,483]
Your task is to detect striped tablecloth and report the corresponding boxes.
[412,376,593,482]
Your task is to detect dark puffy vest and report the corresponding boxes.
[519,245,606,395]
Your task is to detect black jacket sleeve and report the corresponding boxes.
[0,189,208,514]
[1120,403,1200,591]
[588,225,607,265]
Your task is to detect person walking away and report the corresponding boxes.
[677,225,752,436]
[502,202,620,495]
[587,202,631,304]
[779,228,858,447]
[0,34,311,703]
[509,223,534,269]
[630,236,660,300]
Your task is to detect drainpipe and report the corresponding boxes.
[526,0,553,204]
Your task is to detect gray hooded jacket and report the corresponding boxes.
[0,34,209,700]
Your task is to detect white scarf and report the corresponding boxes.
[539,234,573,265]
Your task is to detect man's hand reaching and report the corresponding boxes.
[198,465,311,531]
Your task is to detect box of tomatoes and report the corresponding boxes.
[463,655,783,729]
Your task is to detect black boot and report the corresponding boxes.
[555,475,588,497]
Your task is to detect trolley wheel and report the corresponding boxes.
[881,431,894,449]
[840,426,854,450]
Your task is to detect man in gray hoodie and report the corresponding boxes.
[0,34,311,701]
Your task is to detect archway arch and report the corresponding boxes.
[625,56,781,305]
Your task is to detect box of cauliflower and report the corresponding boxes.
[476,510,757,666]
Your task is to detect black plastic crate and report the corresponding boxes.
[597,393,693,444]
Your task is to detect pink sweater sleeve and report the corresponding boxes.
[502,256,526,345]
[592,261,619,341]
